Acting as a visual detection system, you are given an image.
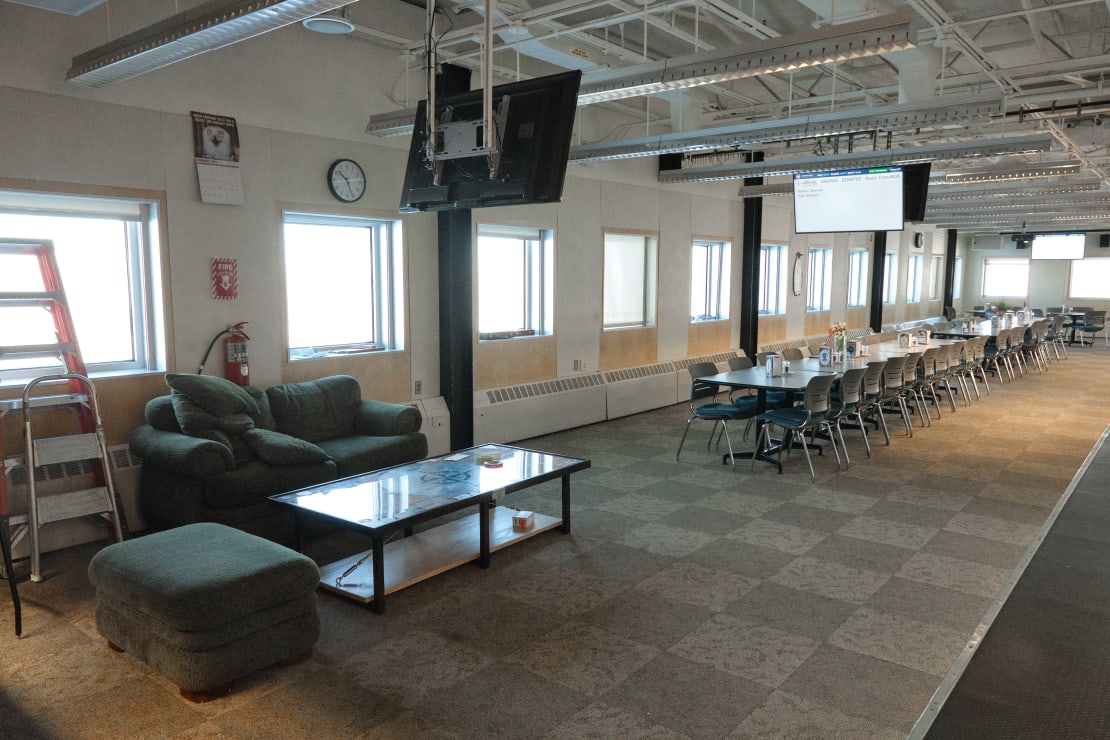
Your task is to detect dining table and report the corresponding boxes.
[696,365,840,472]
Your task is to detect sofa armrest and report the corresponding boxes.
[129,425,234,478]
[353,400,423,437]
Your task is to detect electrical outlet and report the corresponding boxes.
[414,380,422,395]
[573,359,580,371]
[579,360,587,372]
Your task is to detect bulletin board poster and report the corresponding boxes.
[192,111,244,205]
[212,258,238,300]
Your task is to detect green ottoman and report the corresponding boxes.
[88,522,320,702]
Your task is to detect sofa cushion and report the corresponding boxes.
[202,459,337,510]
[166,374,259,418]
[243,429,329,466]
[266,376,361,443]
[145,396,181,433]
[244,386,276,431]
[317,434,429,479]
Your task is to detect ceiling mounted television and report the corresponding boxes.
[902,162,931,222]
[793,166,905,233]
[1031,232,1086,260]
[398,70,582,214]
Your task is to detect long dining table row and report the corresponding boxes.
[693,319,1051,477]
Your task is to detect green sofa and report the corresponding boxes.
[129,374,428,544]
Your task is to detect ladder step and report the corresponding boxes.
[32,433,102,467]
[35,487,115,525]
[0,342,77,359]
[0,291,65,306]
[0,392,88,415]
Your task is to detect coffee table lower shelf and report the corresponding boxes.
[318,506,561,604]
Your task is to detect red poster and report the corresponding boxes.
[212,258,237,299]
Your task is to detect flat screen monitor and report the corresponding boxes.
[398,70,582,213]
[793,166,904,233]
[902,162,931,222]
[1031,233,1086,260]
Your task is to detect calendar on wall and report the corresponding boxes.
[192,111,244,205]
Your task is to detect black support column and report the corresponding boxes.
[943,228,958,311]
[438,208,474,451]
[869,231,888,332]
[739,152,764,359]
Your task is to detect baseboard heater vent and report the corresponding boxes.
[484,373,604,404]
[6,444,140,487]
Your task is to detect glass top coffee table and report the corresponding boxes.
[269,444,590,613]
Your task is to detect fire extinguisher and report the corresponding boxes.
[197,322,250,386]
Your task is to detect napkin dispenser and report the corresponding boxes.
[765,353,783,377]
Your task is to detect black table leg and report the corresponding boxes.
[478,501,491,568]
[560,476,571,534]
[370,536,385,614]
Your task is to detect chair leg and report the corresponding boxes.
[719,421,736,466]
[799,428,817,482]
[1,517,20,638]
[676,418,694,461]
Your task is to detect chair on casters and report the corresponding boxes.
[677,362,758,465]
[751,373,840,482]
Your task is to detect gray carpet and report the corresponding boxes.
[2,345,1109,738]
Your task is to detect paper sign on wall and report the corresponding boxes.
[212,258,238,299]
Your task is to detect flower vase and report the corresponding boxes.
[833,333,846,362]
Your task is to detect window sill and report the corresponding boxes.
[288,345,388,361]
[478,330,538,341]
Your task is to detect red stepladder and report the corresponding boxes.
[1,238,129,637]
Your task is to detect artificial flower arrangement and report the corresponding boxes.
[828,321,848,336]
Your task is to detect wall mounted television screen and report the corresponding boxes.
[398,70,582,213]
[1031,232,1085,260]
[902,162,931,222]
[793,166,905,233]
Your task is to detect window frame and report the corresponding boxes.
[806,247,833,312]
[981,257,1030,300]
[602,231,658,330]
[691,238,731,322]
[882,251,899,304]
[758,243,788,316]
[930,255,944,301]
[953,256,963,300]
[281,210,404,360]
[1068,257,1110,299]
[475,223,554,339]
[906,253,923,303]
[847,249,869,308]
[0,190,165,383]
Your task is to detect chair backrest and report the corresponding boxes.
[755,352,777,367]
[1052,314,1066,333]
[881,355,906,390]
[932,344,950,372]
[803,373,836,415]
[686,361,720,402]
[862,361,886,396]
[918,347,939,378]
[1031,308,1045,317]
[945,340,965,366]
[837,367,867,405]
[728,355,753,371]
[782,347,805,361]
[1085,310,1106,326]
[944,306,956,320]
[902,351,921,384]
[1074,306,1095,312]
[1047,306,1063,315]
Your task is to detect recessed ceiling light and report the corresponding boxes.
[302,16,355,34]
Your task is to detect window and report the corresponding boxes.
[906,254,923,303]
[282,212,404,359]
[0,192,163,381]
[882,251,898,304]
[691,240,731,321]
[1069,257,1110,298]
[603,232,657,329]
[476,224,553,337]
[930,255,944,300]
[953,256,963,300]
[807,248,832,311]
[759,243,788,315]
[847,250,869,307]
[981,257,1029,299]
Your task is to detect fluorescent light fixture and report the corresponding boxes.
[569,92,1002,162]
[302,13,354,35]
[926,181,1101,200]
[366,108,420,136]
[657,135,1056,183]
[577,13,914,105]
[937,162,1081,184]
[66,0,354,86]
[736,183,795,197]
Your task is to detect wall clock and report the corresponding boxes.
[327,158,366,203]
[792,252,804,296]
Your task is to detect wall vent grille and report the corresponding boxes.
[6,444,140,486]
[485,373,605,404]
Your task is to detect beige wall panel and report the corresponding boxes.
[600,328,658,370]
[759,315,787,344]
[845,306,870,330]
[474,336,558,389]
[804,310,831,337]
[687,321,731,356]
[281,352,411,403]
